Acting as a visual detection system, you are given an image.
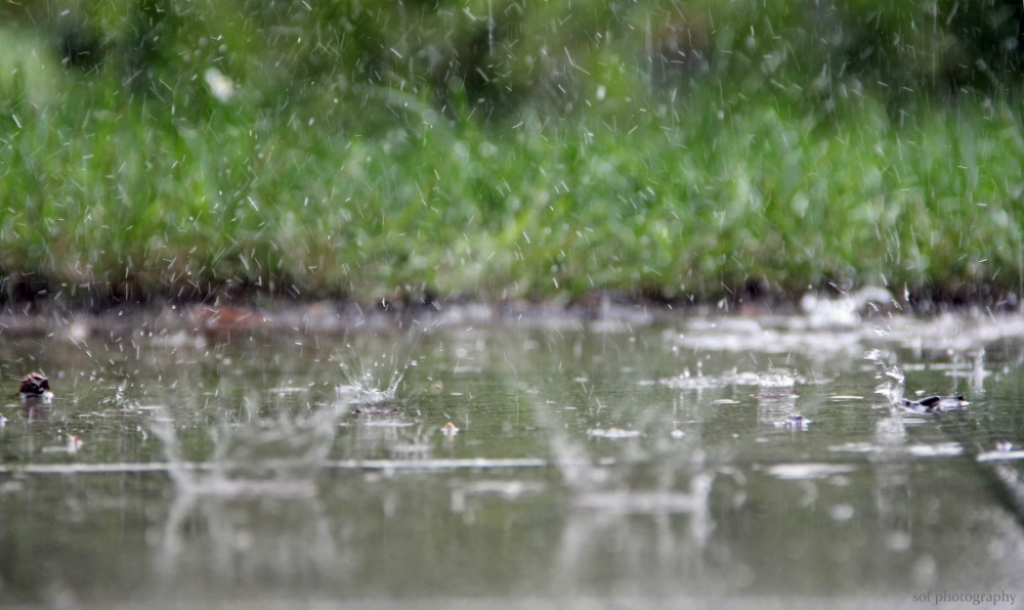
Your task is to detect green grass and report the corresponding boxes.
[1,13,1024,305]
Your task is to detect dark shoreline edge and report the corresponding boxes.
[1,282,1021,339]
[3,268,1020,315]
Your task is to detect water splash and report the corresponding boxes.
[865,349,905,406]
[333,334,421,405]
[757,371,799,388]
[335,367,404,405]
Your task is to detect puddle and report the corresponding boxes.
[3,309,1024,605]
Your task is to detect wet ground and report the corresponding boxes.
[2,300,1024,608]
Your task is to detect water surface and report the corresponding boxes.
[2,307,1024,608]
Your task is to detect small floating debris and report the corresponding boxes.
[897,395,968,414]
[440,421,460,436]
[763,463,856,480]
[20,372,53,403]
[587,428,642,439]
[774,414,812,430]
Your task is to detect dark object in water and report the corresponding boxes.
[20,372,53,401]
[897,395,967,414]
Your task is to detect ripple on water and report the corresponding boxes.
[6,313,1024,601]
[763,463,857,479]
[587,428,643,439]
[828,442,963,457]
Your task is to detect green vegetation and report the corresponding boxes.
[2,0,1024,305]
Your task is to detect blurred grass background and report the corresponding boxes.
[1,0,1024,307]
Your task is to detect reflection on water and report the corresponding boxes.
[149,397,348,590]
[3,309,1024,605]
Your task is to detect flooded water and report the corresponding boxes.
[3,305,1024,608]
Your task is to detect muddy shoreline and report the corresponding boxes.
[1,284,1020,339]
